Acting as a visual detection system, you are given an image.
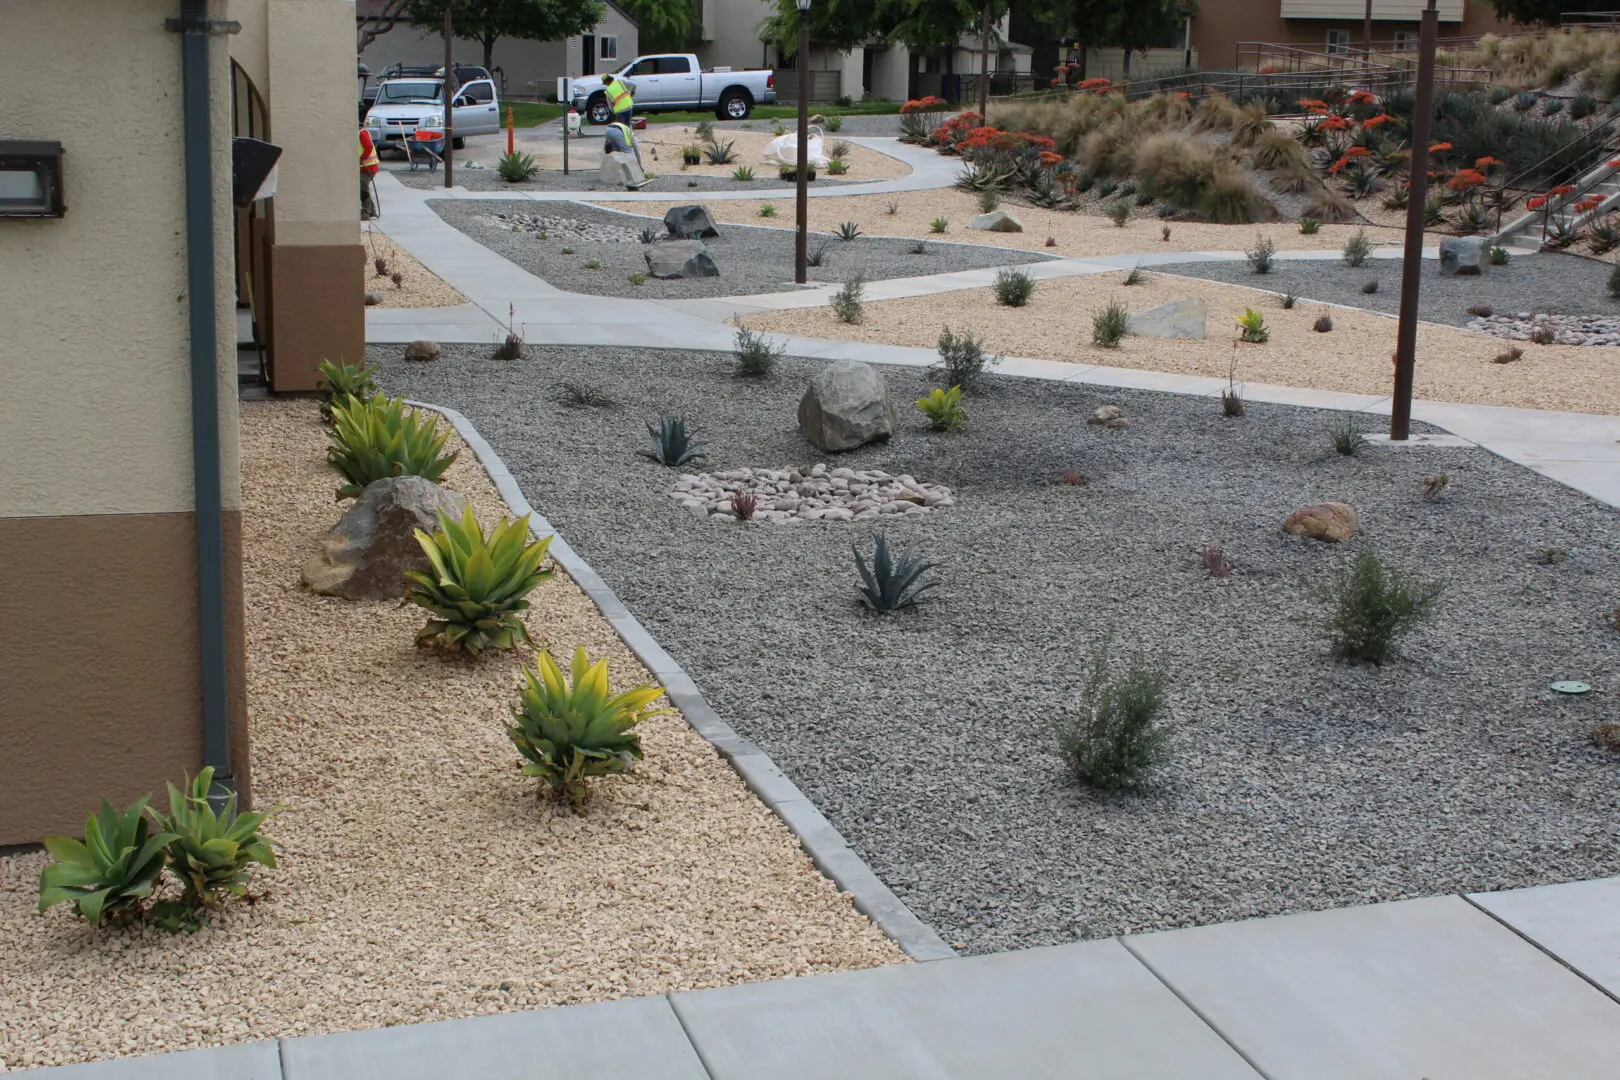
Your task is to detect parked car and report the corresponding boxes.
[567,54,775,124]
[363,71,500,152]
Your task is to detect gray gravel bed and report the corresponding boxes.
[698,114,908,137]
[428,199,1055,299]
[392,166,867,194]
[1153,252,1620,328]
[375,343,1620,956]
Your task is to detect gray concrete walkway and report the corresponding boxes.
[35,877,1620,1078]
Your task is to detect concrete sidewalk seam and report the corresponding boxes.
[1116,935,1278,1080]
[1460,892,1620,1009]
[405,400,957,964]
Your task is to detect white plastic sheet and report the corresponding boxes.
[762,125,829,169]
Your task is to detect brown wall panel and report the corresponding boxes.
[268,242,365,393]
[0,511,248,844]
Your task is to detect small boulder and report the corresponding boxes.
[970,210,1024,233]
[664,204,720,239]
[364,291,383,307]
[598,150,645,189]
[301,476,469,600]
[1089,405,1125,425]
[645,239,719,279]
[1439,236,1487,276]
[1283,502,1358,543]
[405,340,441,362]
[1126,297,1207,340]
[798,360,898,452]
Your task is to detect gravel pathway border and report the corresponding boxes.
[408,398,957,964]
[428,199,1056,300]
[394,168,870,194]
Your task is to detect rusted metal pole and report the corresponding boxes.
[1391,0,1439,441]
[443,6,456,188]
[795,9,810,284]
[978,0,992,120]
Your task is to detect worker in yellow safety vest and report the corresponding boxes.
[359,128,381,219]
[602,72,635,126]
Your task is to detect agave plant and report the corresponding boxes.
[315,359,379,423]
[38,797,177,925]
[916,385,966,432]
[327,395,456,500]
[507,648,670,809]
[642,416,706,465]
[404,506,555,655]
[497,151,539,183]
[151,767,276,928]
[853,533,938,613]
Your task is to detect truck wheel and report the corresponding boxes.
[452,136,466,150]
[716,90,753,121]
[586,94,613,125]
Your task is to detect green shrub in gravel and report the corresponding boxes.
[837,220,862,241]
[705,139,737,165]
[929,216,949,233]
[1299,218,1321,235]
[315,359,378,424]
[1106,201,1131,227]
[497,151,540,183]
[759,203,777,217]
[149,767,277,931]
[1055,644,1172,792]
[731,165,755,182]
[831,274,866,323]
[1318,549,1441,665]
[992,267,1036,307]
[641,415,707,465]
[37,796,177,926]
[853,532,938,613]
[1245,234,1276,274]
[978,188,1001,213]
[1329,417,1367,455]
[827,158,850,176]
[1489,246,1510,266]
[1342,229,1373,268]
[328,395,456,500]
[405,506,554,655]
[734,325,785,378]
[916,385,966,432]
[1092,299,1129,347]
[932,326,1001,391]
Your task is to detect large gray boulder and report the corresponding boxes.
[598,151,645,189]
[1440,236,1488,276]
[970,210,1023,233]
[646,240,719,279]
[1126,297,1207,339]
[301,476,469,600]
[797,360,897,452]
[664,204,719,239]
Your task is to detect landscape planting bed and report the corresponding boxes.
[374,343,1620,956]
[0,401,901,1072]
[429,200,1053,299]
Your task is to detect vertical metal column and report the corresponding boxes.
[1391,0,1439,441]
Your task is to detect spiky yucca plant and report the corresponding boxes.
[315,359,379,423]
[328,395,456,500]
[152,767,276,929]
[853,533,938,613]
[508,648,670,808]
[404,506,554,655]
[38,798,177,925]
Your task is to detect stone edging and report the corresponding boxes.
[407,399,958,964]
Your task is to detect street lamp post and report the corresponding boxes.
[794,0,811,284]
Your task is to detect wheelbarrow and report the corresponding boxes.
[407,128,445,172]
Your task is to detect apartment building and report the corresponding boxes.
[1193,0,1515,70]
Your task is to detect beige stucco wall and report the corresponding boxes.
[267,0,360,247]
[0,0,239,519]
[695,0,775,74]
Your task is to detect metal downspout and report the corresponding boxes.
[178,0,233,793]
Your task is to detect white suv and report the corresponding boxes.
[364,75,500,152]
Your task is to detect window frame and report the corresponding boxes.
[600,35,617,61]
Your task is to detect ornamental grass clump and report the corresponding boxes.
[1318,549,1441,665]
[1056,645,1172,792]
[327,395,456,500]
[853,533,938,613]
[508,648,669,810]
[405,506,554,655]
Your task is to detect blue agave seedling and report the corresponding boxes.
[642,416,706,466]
[853,533,938,613]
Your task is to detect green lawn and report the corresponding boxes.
[504,101,567,127]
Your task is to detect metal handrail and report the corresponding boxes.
[1490,110,1620,236]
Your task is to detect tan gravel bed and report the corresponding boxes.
[0,400,901,1072]
[362,226,467,308]
[734,271,1620,415]
[595,189,1409,259]
[637,124,910,182]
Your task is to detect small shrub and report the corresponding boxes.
[327,395,456,500]
[1451,200,1492,235]
[508,648,667,810]
[1382,182,1411,210]
[150,767,276,931]
[390,271,404,288]
[1489,246,1510,265]
[1591,722,1620,751]
[1106,200,1132,227]
[1420,473,1451,500]
[1590,217,1620,254]
[806,241,829,267]
[908,240,929,255]
[1092,299,1129,347]
[731,165,755,182]
[1467,303,1494,317]
[916,385,967,432]
[315,359,378,423]
[929,216,949,233]
[1161,225,1172,241]
[1307,190,1356,222]
[1314,310,1334,332]
[829,139,852,159]
[730,490,758,520]
[1489,85,1510,105]
[1124,264,1146,286]
[583,257,602,270]
[373,255,390,276]
[560,246,575,255]
[694,120,715,142]
[933,326,1001,391]
[497,151,540,183]
[554,380,614,408]
[1158,203,1177,219]
[641,415,707,466]
[826,113,845,131]
[405,506,554,655]
[681,145,703,166]
[1222,350,1245,417]
[1055,645,1172,792]
[771,120,787,137]
[1513,91,1538,112]
[1329,417,1367,456]
[1493,345,1525,363]
[1361,279,1379,295]
[885,197,901,215]
[1537,547,1567,565]
[627,271,649,286]
[837,220,862,241]
[705,139,737,165]
[1046,235,1058,248]
[38,797,177,926]
[734,325,785,378]
[1343,163,1381,199]
[1281,288,1298,309]
[1342,229,1373,267]
[1245,234,1276,274]
[1318,549,1441,665]
[638,226,659,244]
[1118,181,1138,197]
[978,188,1001,213]
[853,533,938,613]
[1061,471,1089,486]
[830,274,866,323]
[1543,96,1566,116]
[1201,542,1233,578]
[779,165,816,182]
[827,158,849,175]
[1546,218,1581,250]
[1572,92,1597,119]
[1097,178,1119,197]
[992,267,1036,307]
[1300,218,1321,235]
[1529,318,1557,345]
[1236,307,1269,343]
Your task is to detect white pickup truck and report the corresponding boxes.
[566,54,776,125]
[363,72,501,152]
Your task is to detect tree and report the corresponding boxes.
[1027,0,1118,82]
[1110,0,1182,77]
[759,0,1005,81]
[616,0,696,53]
[1486,0,1610,24]
[403,0,607,70]
[359,0,413,53]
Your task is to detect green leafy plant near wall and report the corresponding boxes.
[149,768,277,932]
[327,395,456,499]
[405,506,555,656]
[315,359,378,424]
[37,798,176,926]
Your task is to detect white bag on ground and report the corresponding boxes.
[762,125,829,169]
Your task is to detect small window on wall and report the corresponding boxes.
[1326,29,1351,55]
[1394,31,1419,51]
[600,36,617,60]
